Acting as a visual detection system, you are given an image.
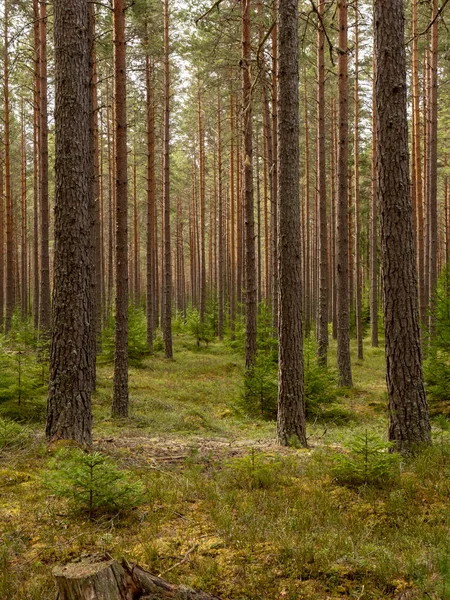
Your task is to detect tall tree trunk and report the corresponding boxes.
[47,0,94,446]
[90,3,102,354]
[370,56,379,347]
[217,93,224,340]
[198,87,207,323]
[162,0,173,358]
[0,146,4,332]
[112,0,129,417]
[21,108,28,319]
[32,0,40,330]
[229,87,236,339]
[146,53,155,351]
[271,4,279,333]
[304,86,311,338]
[412,0,425,326]
[374,0,431,453]
[277,0,307,448]
[354,0,363,361]
[242,0,257,368]
[39,0,51,333]
[316,0,328,366]
[428,0,438,334]
[336,0,353,387]
[4,1,14,333]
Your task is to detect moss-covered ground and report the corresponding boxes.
[1,334,450,599]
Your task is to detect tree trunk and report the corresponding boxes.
[277,0,307,448]
[47,0,94,446]
[336,0,353,387]
[271,5,279,334]
[112,0,129,417]
[370,55,379,348]
[21,108,28,319]
[146,52,155,351]
[412,0,425,326]
[39,0,51,334]
[162,0,173,359]
[374,0,431,453]
[242,0,257,369]
[4,0,14,333]
[32,0,40,330]
[217,93,224,340]
[316,0,328,366]
[428,0,438,334]
[353,0,363,361]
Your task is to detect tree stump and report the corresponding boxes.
[53,554,222,600]
[53,554,140,600]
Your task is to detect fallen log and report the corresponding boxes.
[53,553,222,600]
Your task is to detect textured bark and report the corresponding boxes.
[0,146,4,331]
[21,110,28,319]
[303,88,311,338]
[146,53,156,351]
[217,94,224,340]
[90,3,102,356]
[46,0,93,446]
[330,99,337,340]
[271,6,279,334]
[374,0,431,453]
[316,0,328,366]
[112,0,129,417]
[198,88,207,323]
[336,0,353,387]
[162,0,173,359]
[353,0,363,361]
[229,88,236,339]
[32,0,40,330]
[39,0,51,333]
[428,0,438,334]
[412,0,425,325]
[242,0,257,368]
[4,1,14,333]
[370,56,379,348]
[277,0,307,448]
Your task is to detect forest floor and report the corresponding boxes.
[1,333,449,600]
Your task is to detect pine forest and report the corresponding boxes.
[2,0,450,597]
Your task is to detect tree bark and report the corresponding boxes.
[47,0,94,446]
[146,52,156,351]
[242,0,257,368]
[277,0,307,448]
[353,0,363,361]
[370,56,379,348]
[112,0,129,417]
[336,0,353,387]
[162,0,173,359]
[39,0,51,334]
[4,0,15,333]
[316,0,328,366]
[374,0,431,453]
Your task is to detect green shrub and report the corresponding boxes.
[332,431,400,487]
[101,306,150,366]
[47,449,144,519]
[239,339,344,422]
[186,309,214,347]
[241,352,278,419]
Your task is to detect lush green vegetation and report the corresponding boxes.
[1,318,450,599]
